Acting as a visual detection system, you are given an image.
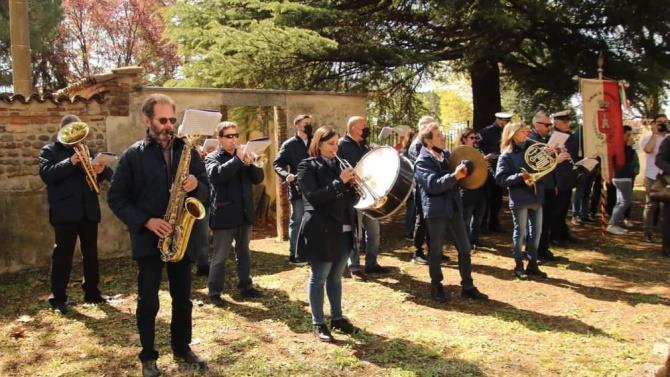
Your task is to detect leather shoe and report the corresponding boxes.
[431,284,449,303]
[174,350,207,370]
[141,360,161,377]
[350,270,368,281]
[240,287,263,298]
[330,318,360,335]
[365,264,391,274]
[461,287,489,300]
[51,302,69,315]
[526,261,548,279]
[209,295,226,307]
[84,295,107,304]
[313,324,334,342]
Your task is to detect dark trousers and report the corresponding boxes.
[484,175,503,229]
[413,190,429,254]
[425,215,474,288]
[538,189,557,254]
[50,221,101,305]
[136,255,192,362]
[553,189,573,241]
[663,203,670,255]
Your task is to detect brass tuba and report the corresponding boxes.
[158,136,206,262]
[521,142,558,192]
[57,121,100,194]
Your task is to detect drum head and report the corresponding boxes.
[354,146,400,209]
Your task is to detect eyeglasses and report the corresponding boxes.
[219,133,239,139]
[537,122,553,126]
[156,117,177,125]
[466,136,477,140]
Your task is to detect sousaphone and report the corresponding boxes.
[447,145,488,190]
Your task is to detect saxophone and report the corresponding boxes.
[158,136,206,262]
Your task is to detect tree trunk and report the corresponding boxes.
[470,59,501,131]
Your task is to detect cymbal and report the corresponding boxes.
[448,145,488,190]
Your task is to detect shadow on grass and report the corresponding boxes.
[473,263,670,306]
[366,267,610,337]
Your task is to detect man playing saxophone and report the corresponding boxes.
[107,94,210,377]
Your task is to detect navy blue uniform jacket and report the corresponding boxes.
[107,137,209,260]
[39,142,113,225]
[296,156,357,262]
[206,149,264,229]
[414,147,463,220]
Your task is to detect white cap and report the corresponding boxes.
[551,110,572,119]
[495,112,513,119]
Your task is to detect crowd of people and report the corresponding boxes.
[38,93,670,376]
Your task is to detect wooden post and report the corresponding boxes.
[9,0,32,96]
[273,106,289,241]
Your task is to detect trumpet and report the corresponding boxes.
[334,155,383,206]
[237,143,268,168]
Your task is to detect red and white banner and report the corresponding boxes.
[579,78,626,181]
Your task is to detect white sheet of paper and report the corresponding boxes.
[547,132,570,149]
[180,109,221,136]
[202,139,218,154]
[244,137,271,155]
[92,152,118,165]
[574,157,599,172]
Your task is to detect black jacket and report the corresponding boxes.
[107,137,209,260]
[39,142,113,225]
[337,134,369,167]
[656,136,670,175]
[273,134,309,200]
[206,149,264,229]
[296,156,357,262]
[613,145,639,179]
[478,122,503,166]
[552,129,579,191]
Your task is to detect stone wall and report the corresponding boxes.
[0,72,367,274]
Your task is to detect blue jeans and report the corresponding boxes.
[348,213,380,271]
[425,215,474,288]
[610,178,633,225]
[308,231,352,325]
[208,225,253,297]
[511,205,543,263]
[289,198,305,259]
[462,199,485,246]
[404,195,416,238]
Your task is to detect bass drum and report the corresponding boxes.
[353,146,415,219]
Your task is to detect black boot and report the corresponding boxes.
[526,260,548,278]
[431,283,449,303]
[141,360,161,377]
[313,323,334,342]
[514,261,527,280]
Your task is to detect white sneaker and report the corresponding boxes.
[622,219,634,228]
[606,225,627,235]
[571,217,582,226]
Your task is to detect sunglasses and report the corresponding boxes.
[466,136,477,140]
[156,117,177,125]
[219,133,239,139]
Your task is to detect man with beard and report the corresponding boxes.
[338,116,390,279]
[273,114,313,264]
[108,94,210,377]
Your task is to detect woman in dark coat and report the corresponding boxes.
[457,128,486,248]
[297,126,361,342]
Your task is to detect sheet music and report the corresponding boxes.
[180,109,221,136]
[92,152,118,165]
[547,132,570,149]
[202,139,218,154]
[574,157,599,172]
[244,137,271,155]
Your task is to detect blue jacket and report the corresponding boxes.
[527,130,556,190]
[495,142,545,209]
[273,134,309,200]
[206,149,264,230]
[414,147,462,219]
[39,142,113,225]
[107,137,209,260]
